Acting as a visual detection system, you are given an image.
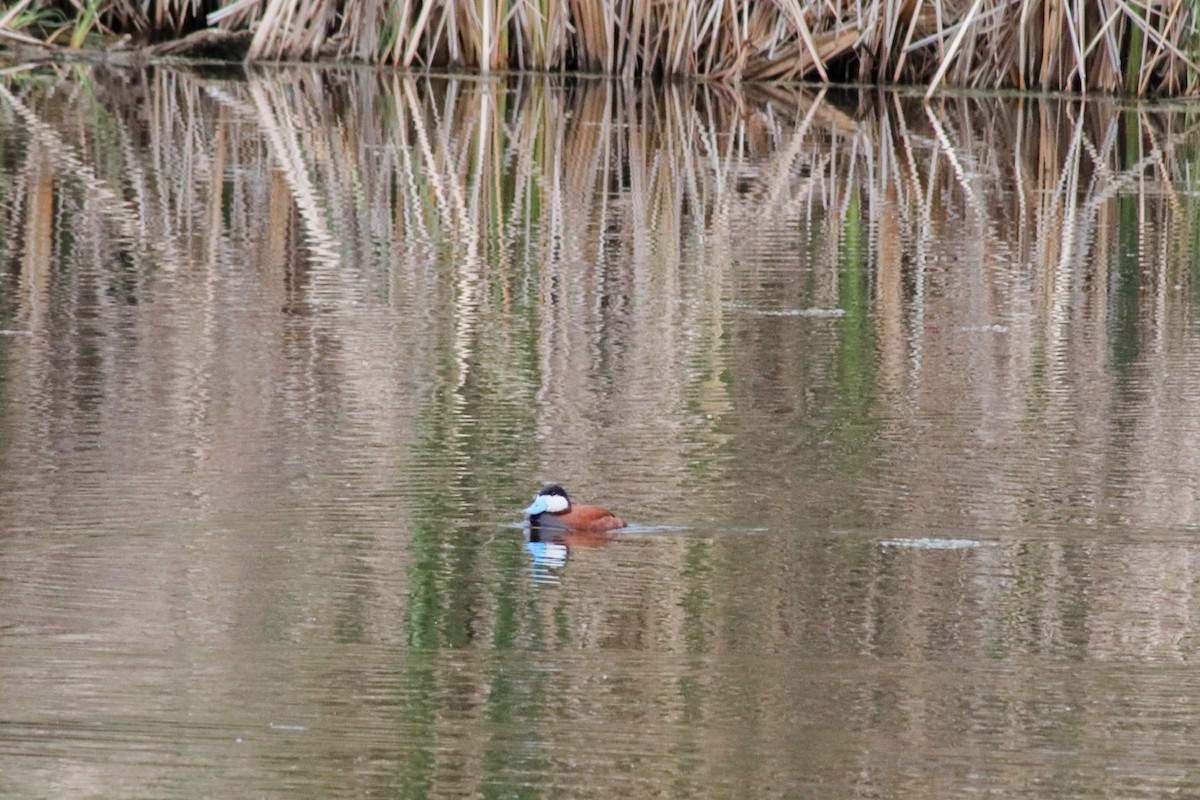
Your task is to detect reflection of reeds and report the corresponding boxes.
[2,73,1197,408]
[3,66,1199,530]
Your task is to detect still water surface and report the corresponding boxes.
[1,64,1200,796]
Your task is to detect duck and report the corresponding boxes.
[523,484,627,532]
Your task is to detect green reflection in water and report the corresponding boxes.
[400,248,543,648]
[333,527,370,644]
[553,600,571,649]
[1114,113,1143,390]
[682,536,711,654]
[480,663,549,800]
[672,672,704,799]
[831,184,879,526]
[404,432,463,651]
[405,517,447,650]
[392,655,438,800]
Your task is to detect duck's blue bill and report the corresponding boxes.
[524,496,548,516]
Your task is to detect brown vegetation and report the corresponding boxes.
[0,0,1198,94]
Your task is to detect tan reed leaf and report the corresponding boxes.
[924,0,984,97]
[775,0,830,81]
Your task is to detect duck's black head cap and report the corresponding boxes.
[539,484,569,501]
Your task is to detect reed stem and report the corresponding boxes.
[1,0,1198,95]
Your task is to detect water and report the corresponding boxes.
[1,64,1200,797]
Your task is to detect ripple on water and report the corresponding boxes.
[3,68,1200,799]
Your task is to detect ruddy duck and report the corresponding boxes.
[523,484,627,531]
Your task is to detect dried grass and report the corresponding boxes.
[1,0,1197,93]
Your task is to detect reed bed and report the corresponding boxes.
[2,0,1200,94]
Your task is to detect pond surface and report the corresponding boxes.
[2,63,1200,797]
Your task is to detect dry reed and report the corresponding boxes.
[1,0,1198,94]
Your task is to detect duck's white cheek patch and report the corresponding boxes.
[544,495,569,513]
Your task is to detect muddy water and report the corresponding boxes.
[1,64,1199,797]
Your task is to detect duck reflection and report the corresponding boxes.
[524,518,616,585]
